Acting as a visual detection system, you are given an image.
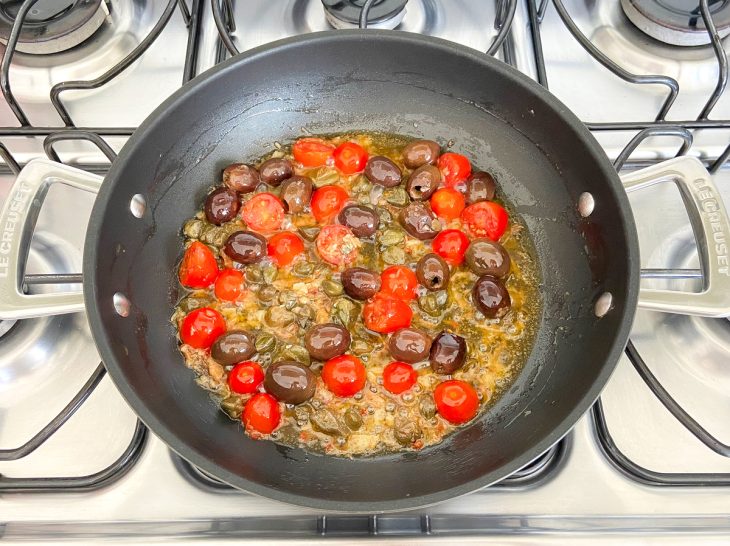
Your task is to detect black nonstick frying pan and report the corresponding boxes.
[3,31,730,512]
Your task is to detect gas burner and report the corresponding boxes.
[621,0,730,46]
[322,0,407,29]
[0,0,109,55]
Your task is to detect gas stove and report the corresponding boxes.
[1,1,730,543]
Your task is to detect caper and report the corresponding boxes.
[384,186,409,207]
[261,263,278,284]
[220,396,243,419]
[350,340,372,355]
[265,306,296,327]
[278,291,298,310]
[310,166,340,188]
[344,407,364,430]
[294,404,310,423]
[418,293,440,316]
[178,296,211,313]
[382,246,406,265]
[332,298,360,327]
[378,209,393,223]
[274,343,311,366]
[298,226,321,242]
[245,265,263,283]
[293,261,315,277]
[254,332,277,353]
[322,279,344,297]
[183,218,204,239]
[379,229,405,246]
[199,224,219,245]
[351,175,372,194]
[434,290,449,307]
[394,421,421,446]
[418,395,437,419]
[310,408,344,436]
[295,304,316,321]
[256,285,277,303]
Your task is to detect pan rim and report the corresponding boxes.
[84,29,640,513]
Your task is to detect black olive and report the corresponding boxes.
[211,330,256,365]
[264,361,316,404]
[279,175,313,213]
[406,165,442,200]
[402,140,440,168]
[259,158,294,186]
[304,323,351,361]
[338,205,379,238]
[416,253,450,291]
[465,239,511,278]
[465,171,497,205]
[341,267,381,300]
[204,187,240,225]
[364,156,402,187]
[472,275,511,318]
[223,163,259,193]
[429,331,467,374]
[388,328,432,363]
[224,230,267,264]
[400,201,441,240]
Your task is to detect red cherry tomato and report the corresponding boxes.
[228,361,264,394]
[434,380,479,424]
[242,192,285,232]
[292,137,335,167]
[333,142,368,174]
[179,241,219,288]
[322,354,366,397]
[380,265,418,301]
[383,361,418,394]
[267,232,304,266]
[243,393,281,434]
[430,188,465,221]
[315,224,359,266]
[311,185,349,223]
[432,229,470,265]
[214,268,244,302]
[437,153,472,188]
[460,201,509,241]
[362,293,413,334]
[180,307,226,349]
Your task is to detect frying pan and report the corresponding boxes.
[3,31,730,512]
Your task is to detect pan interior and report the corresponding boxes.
[85,31,637,511]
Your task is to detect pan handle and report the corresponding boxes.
[0,159,102,320]
[621,156,730,318]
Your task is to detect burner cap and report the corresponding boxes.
[0,0,108,55]
[621,0,730,46]
[322,0,408,29]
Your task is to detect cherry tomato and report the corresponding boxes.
[180,307,226,349]
[241,192,285,232]
[430,188,465,221]
[362,293,413,333]
[460,201,509,241]
[228,361,264,394]
[383,361,418,394]
[179,241,219,288]
[311,185,349,223]
[322,354,366,397]
[432,229,470,265]
[243,393,281,434]
[292,137,335,167]
[380,265,418,301]
[315,224,359,266]
[267,232,304,266]
[333,142,368,174]
[214,268,244,302]
[437,153,472,188]
[434,380,479,424]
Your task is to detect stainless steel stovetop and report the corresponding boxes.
[1,1,729,543]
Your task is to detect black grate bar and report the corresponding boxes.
[486,0,517,56]
[182,0,204,83]
[709,142,730,173]
[223,0,237,33]
[537,0,549,23]
[0,0,42,126]
[698,0,728,120]
[43,131,118,164]
[0,127,136,136]
[0,364,106,461]
[613,126,692,171]
[212,0,239,56]
[551,0,678,121]
[178,0,192,27]
[0,142,21,175]
[49,0,180,127]
[24,273,84,285]
[359,0,378,29]
[587,120,730,130]
[527,0,549,88]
